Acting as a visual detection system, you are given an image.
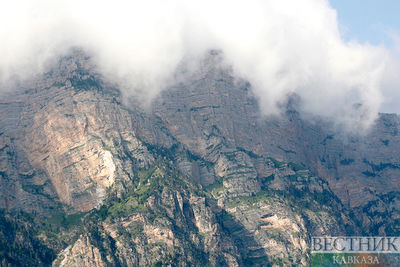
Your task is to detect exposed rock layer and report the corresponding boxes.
[0,51,398,266]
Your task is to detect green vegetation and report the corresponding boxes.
[285,174,298,181]
[21,180,54,199]
[88,134,101,141]
[362,171,376,177]
[381,139,390,146]
[288,162,306,171]
[69,143,85,152]
[47,212,87,229]
[106,157,198,220]
[0,171,8,180]
[70,76,101,92]
[363,158,399,172]
[107,196,147,219]
[226,192,274,209]
[205,178,224,197]
[340,158,355,165]
[267,157,284,168]
[259,174,274,190]
[237,146,261,159]
[0,207,90,266]
[103,144,113,151]
[277,145,296,154]
[0,211,58,266]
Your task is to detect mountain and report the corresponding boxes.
[0,50,399,266]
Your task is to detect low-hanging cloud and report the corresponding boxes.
[0,0,399,131]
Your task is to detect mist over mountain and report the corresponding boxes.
[0,50,399,266]
[0,1,400,266]
[1,0,400,131]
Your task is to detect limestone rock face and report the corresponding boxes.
[150,52,400,234]
[0,53,156,213]
[56,236,106,267]
[0,51,398,266]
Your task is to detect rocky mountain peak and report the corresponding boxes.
[0,51,399,266]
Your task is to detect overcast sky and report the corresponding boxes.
[0,0,399,131]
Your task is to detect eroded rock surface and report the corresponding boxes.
[0,51,398,266]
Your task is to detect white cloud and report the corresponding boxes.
[0,0,398,131]
[380,32,400,114]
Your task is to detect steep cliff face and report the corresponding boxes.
[150,52,400,234]
[0,51,398,266]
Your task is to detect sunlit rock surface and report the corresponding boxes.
[0,51,398,266]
